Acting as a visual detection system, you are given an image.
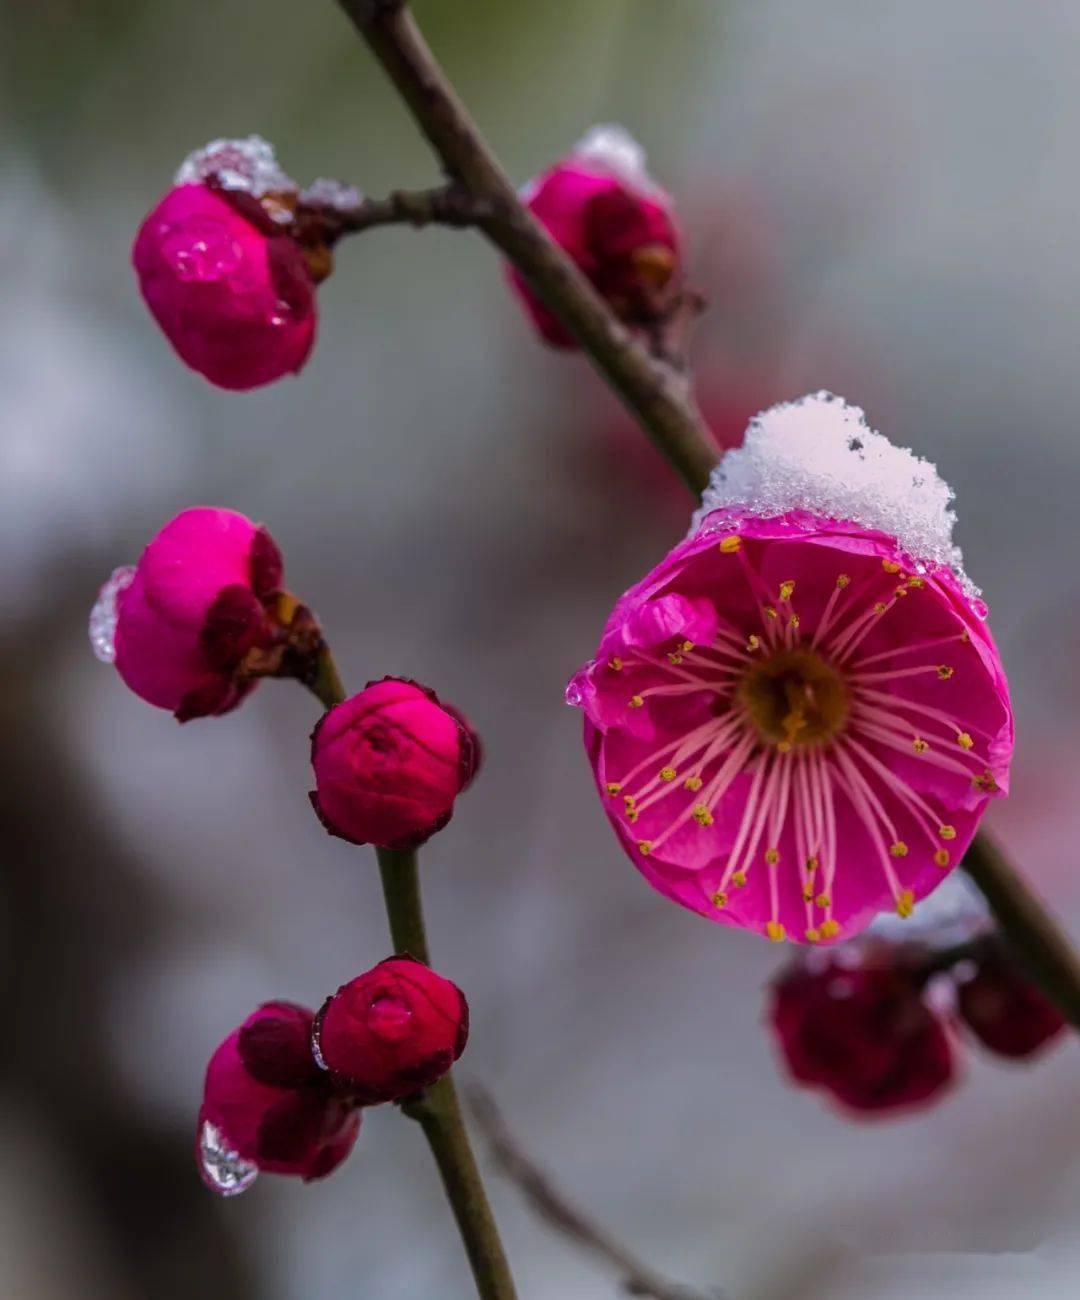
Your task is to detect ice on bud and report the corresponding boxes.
[300,177,364,215]
[198,1119,259,1198]
[88,565,135,664]
[175,135,296,206]
[573,123,650,189]
[693,393,978,599]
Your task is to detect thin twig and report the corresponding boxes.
[302,184,495,239]
[469,1085,725,1300]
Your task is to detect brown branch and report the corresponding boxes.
[469,1086,725,1300]
[335,0,717,495]
[302,184,495,239]
[334,0,1080,1054]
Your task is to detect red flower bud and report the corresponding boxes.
[510,126,681,348]
[98,507,290,721]
[956,947,1066,1060]
[197,1001,360,1195]
[134,159,316,389]
[769,956,956,1116]
[309,678,480,849]
[313,956,469,1104]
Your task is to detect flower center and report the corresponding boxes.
[739,648,849,751]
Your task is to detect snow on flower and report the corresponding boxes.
[567,394,1013,944]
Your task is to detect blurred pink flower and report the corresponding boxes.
[509,125,681,348]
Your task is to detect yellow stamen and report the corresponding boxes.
[820,919,841,939]
[889,841,909,858]
[937,664,954,680]
[637,840,653,855]
[711,891,727,909]
[873,602,887,616]
[836,574,851,589]
[882,559,902,574]
[907,576,925,589]
[764,848,780,866]
[659,766,677,782]
[805,927,822,943]
[815,892,831,909]
[956,731,974,750]
[628,694,644,709]
[973,770,999,793]
[684,775,703,792]
[763,605,778,620]
[896,889,915,918]
[788,614,800,630]
[934,849,950,868]
[605,782,621,796]
[746,634,761,652]
[939,824,956,840]
[667,652,684,664]
[719,535,742,554]
[766,921,786,943]
[608,656,623,671]
[802,885,815,903]
[913,737,929,754]
[779,580,796,601]
[732,871,747,888]
[806,856,819,873]
[692,804,714,826]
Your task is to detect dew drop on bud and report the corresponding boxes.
[161,219,243,283]
[198,1120,258,1197]
[88,566,135,664]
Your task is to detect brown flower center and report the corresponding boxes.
[739,648,849,751]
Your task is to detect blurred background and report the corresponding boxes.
[3,1,1079,1296]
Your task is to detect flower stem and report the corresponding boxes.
[330,0,1080,1034]
[304,660,517,1300]
[963,831,1080,1028]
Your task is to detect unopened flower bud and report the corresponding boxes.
[510,125,681,348]
[768,955,956,1115]
[99,506,305,721]
[197,1001,360,1195]
[956,944,1066,1060]
[314,956,469,1103]
[133,137,316,389]
[309,678,480,849]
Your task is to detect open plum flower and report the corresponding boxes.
[568,393,1013,944]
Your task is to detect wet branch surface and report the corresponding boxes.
[332,0,1080,1037]
[469,1087,725,1300]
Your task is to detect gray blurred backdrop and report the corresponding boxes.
[3,2,1079,1297]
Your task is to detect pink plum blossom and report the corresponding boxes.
[510,125,681,348]
[198,1001,360,1193]
[313,956,469,1104]
[310,678,481,849]
[567,395,1013,944]
[110,506,286,721]
[133,182,316,389]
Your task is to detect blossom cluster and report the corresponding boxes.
[199,956,468,1195]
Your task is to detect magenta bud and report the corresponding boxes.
[314,956,469,1104]
[956,947,1066,1060]
[197,1002,360,1195]
[133,182,316,389]
[309,678,481,849]
[510,125,681,348]
[768,956,956,1116]
[106,506,285,721]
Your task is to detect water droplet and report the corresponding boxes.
[970,598,989,621]
[198,1120,258,1197]
[564,680,583,707]
[311,1023,328,1072]
[161,219,243,283]
[366,995,413,1042]
[88,566,135,664]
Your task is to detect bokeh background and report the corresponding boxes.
[3,1,1079,1296]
